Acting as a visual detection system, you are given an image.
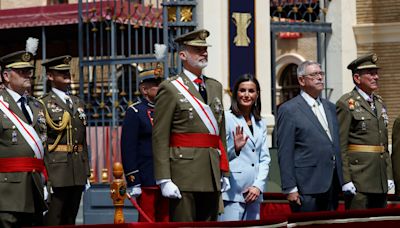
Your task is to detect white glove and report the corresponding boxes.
[221,177,231,192]
[388,180,395,191]
[85,179,91,192]
[342,182,357,195]
[44,186,49,201]
[160,180,182,199]
[130,184,142,197]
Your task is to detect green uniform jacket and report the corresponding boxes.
[336,88,392,193]
[0,90,47,213]
[41,91,90,187]
[391,116,400,194]
[152,73,228,192]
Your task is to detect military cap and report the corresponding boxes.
[347,53,379,72]
[138,67,163,84]
[174,29,211,47]
[42,55,72,71]
[0,50,34,69]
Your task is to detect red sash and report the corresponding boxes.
[170,133,229,172]
[0,157,47,179]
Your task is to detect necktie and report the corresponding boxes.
[312,100,332,141]
[194,78,207,103]
[65,97,73,110]
[19,97,32,125]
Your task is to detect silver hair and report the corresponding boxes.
[297,60,321,77]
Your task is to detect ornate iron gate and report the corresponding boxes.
[77,0,198,185]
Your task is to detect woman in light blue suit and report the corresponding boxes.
[218,74,270,221]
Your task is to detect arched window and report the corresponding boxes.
[279,63,300,105]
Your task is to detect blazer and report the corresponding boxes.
[0,89,47,213]
[41,90,90,188]
[121,98,157,187]
[222,110,270,203]
[337,88,392,193]
[277,94,344,194]
[152,72,227,192]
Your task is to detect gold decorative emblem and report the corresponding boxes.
[232,12,252,47]
[167,6,192,22]
[199,31,208,40]
[154,63,163,78]
[64,56,71,64]
[371,54,378,63]
[21,53,31,62]
[348,98,355,110]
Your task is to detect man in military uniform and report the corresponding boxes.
[121,68,169,222]
[0,50,48,227]
[40,55,90,225]
[336,53,394,209]
[392,116,400,195]
[152,29,230,222]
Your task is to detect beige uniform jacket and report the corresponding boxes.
[41,91,90,187]
[152,73,227,192]
[336,88,392,193]
[0,90,47,213]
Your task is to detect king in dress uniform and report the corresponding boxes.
[336,53,393,209]
[152,29,230,222]
[0,49,48,227]
[40,55,90,225]
[121,68,169,222]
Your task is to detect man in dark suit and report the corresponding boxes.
[152,29,230,221]
[121,68,169,222]
[277,60,344,212]
[337,53,393,209]
[40,55,90,225]
[0,50,48,227]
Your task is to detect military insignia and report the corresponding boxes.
[188,107,194,119]
[11,126,17,144]
[77,107,87,126]
[51,106,63,113]
[382,107,389,127]
[348,98,355,110]
[64,56,71,64]
[33,100,39,108]
[179,97,189,103]
[212,97,223,123]
[371,54,378,63]
[21,52,31,62]
[37,110,47,131]
[200,30,208,40]
[361,121,367,131]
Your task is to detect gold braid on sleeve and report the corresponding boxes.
[39,99,72,152]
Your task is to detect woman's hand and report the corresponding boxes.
[243,186,261,204]
[233,125,248,155]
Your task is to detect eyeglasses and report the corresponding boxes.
[304,71,325,78]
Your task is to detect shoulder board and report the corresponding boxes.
[166,75,180,82]
[38,93,49,99]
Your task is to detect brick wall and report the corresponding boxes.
[357,0,400,24]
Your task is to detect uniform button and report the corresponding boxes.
[355,160,359,163]
[58,117,62,120]
[4,177,7,181]
[74,128,77,131]
[380,143,383,146]
[179,154,183,158]
[75,140,78,143]
[32,169,36,173]
[379,130,382,133]
[332,155,336,161]
[380,155,384,158]
[251,164,254,167]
